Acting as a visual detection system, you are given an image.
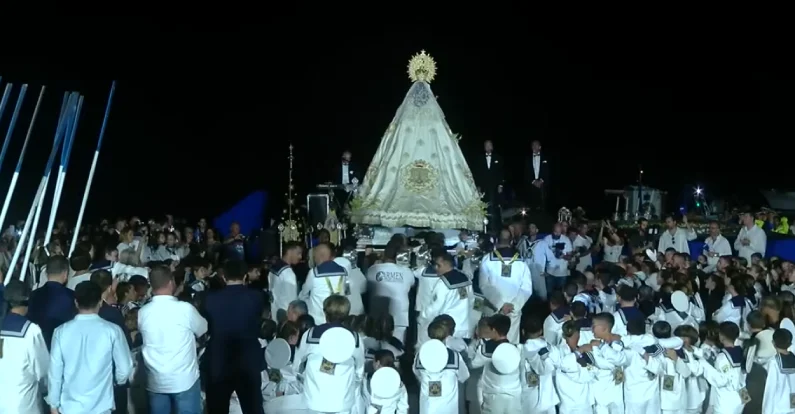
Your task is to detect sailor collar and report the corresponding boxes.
[440,269,472,289]
[0,313,32,338]
[314,261,347,278]
[306,322,360,347]
[551,306,570,324]
[480,338,509,357]
[730,295,747,309]
[270,259,290,276]
[576,317,593,331]
[491,247,519,261]
[777,352,795,374]
[643,343,665,357]
[721,346,744,368]
[415,347,459,370]
[617,306,645,325]
[421,265,437,278]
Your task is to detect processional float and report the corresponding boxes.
[1,76,117,286]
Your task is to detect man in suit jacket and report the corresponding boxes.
[524,140,550,211]
[329,150,361,215]
[202,260,265,414]
[472,140,505,232]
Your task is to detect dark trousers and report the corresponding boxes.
[483,189,503,233]
[527,184,546,211]
[113,385,128,414]
[206,372,263,414]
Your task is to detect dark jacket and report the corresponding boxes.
[27,281,76,350]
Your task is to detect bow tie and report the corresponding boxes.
[342,161,349,165]
[485,153,492,156]
[533,153,541,157]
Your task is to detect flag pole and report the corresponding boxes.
[69,81,116,255]
[6,94,75,285]
[0,83,13,137]
[44,94,82,247]
[0,87,50,233]
[0,85,27,177]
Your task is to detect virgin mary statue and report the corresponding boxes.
[350,51,485,230]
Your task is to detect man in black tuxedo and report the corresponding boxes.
[328,150,361,215]
[524,140,549,211]
[472,140,505,232]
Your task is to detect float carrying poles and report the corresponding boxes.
[69,81,116,255]
[0,87,52,233]
[44,94,83,247]
[5,93,76,285]
[0,84,27,181]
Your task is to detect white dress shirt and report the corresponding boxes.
[342,163,350,185]
[657,227,697,254]
[47,314,132,413]
[541,235,573,277]
[486,154,492,169]
[733,224,767,262]
[704,234,733,270]
[138,295,208,393]
[532,153,541,180]
[572,234,593,272]
[66,272,92,290]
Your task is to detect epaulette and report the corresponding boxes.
[440,269,472,289]
[315,261,347,278]
[0,313,31,338]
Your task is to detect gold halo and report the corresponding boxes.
[407,50,437,83]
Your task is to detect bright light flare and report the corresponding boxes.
[694,187,703,195]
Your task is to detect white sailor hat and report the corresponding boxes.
[370,367,401,399]
[418,339,447,373]
[265,338,292,370]
[492,343,521,374]
[671,291,690,313]
[320,327,355,364]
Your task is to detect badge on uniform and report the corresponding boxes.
[320,358,336,375]
[474,297,484,311]
[458,287,468,300]
[526,372,539,388]
[739,387,751,404]
[662,375,674,391]
[429,381,442,397]
[268,368,282,383]
[501,264,511,277]
[612,367,624,385]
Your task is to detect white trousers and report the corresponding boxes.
[559,405,593,414]
[507,312,522,344]
[481,393,522,414]
[625,399,660,413]
[530,270,547,300]
[594,401,624,414]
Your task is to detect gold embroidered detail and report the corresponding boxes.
[401,160,438,194]
[278,220,300,242]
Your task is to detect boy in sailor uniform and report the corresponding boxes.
[695,322,748,414]
[586,313,629,414]
[0,281,49,414]
[362,364,408,414]
[472,315,522,414]
[413,339,469,414]
[762,328,795,414]
[594,273,617,314]
[521,316,559,414]
[652,321,692,414]
[548,320,598,414]
[673,324,707,414]
[611,285,645,336]
[714,279,752,332]
[262,337,307,413]
[294,295,364,414]
[269,242,302,323]
[414,244,445,349]
[621,318,665,413]
[420,251,474,341]
[570,302,594,346]
[478,229,533,344]
[299,243,350,325]
[542,291,570,346]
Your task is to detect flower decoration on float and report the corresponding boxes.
[408,50,437,84]
[278,144,303,244]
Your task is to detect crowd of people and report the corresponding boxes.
[0,210,794,414]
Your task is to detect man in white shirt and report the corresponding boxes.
[300,243,350,324]
[366,240,415,343]
[268,242,303,322]
[65,252,92,290]
[734,212,767,262]
[138,266,208,414]
[657,213,697,255]
[570,223,593,273]
[704,220,733,272]
[541,223,573,294]
[47,281,132,414]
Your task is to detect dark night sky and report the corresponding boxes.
[0,22,792,226]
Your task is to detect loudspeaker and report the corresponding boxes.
[307,193,330,232]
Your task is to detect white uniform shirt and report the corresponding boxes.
[471,339,522,396]
[704,234,733,270]
[572,234,593,272]
[334,257,366,315]
[548,344,598,411]
[478,248,533,343]
[657,227,697,255]
[697,347,746,413]
[0,315,49,414]
[420,270,473,338]
[268,260,298,321]
[414,265,438,314]
[734,224,767,262]
[366,262,415,327]
[522,339,560,412]
[138,295,208,393]
[299,261,350,325]
[412,347,469,414]
[762,353,795,414]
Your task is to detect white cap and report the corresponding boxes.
[419,339,448,373]
[265,338,292,370]
[492,343,521,374]
[320,327,355,364]
[671,291,689,313]
[370,367,401,399]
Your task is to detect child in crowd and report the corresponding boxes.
[651,321,689,414]
[466,317,491,414]
[360,350,409,414]
[521,316,559,414]
[674,324,705,414]
[696,322,747,414]
[472,314,522,414]
[433,314,467,353]
[414,320,469,414]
